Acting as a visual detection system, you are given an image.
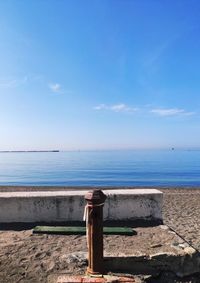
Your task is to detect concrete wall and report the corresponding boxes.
[0,189,163,223]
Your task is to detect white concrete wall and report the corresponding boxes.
[0,189,163,223]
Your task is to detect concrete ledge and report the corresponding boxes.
[0,189,163,223]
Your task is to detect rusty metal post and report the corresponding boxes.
[85,189,107,276]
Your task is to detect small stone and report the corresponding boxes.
[150,244,162,248]
[160,225,169,230]
[184,247,195,255]
[47,261,55,272]
[179,243,188,249]
[60,252,87,267]
[168,231,176,235]
[171,242,179,246]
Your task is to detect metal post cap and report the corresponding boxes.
[85,190,107,204]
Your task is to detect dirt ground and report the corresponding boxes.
[0,188,200,283]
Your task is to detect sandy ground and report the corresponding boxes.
[0,188,200,282]
[161,189,200,251]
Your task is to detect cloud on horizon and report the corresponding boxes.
[94,103,138,113]
[150,108,195,117]
[94,104,195,117]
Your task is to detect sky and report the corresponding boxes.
[0,0,200,150]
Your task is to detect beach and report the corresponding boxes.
[161,188,200,251]
[0,188,200,282]
[1,0,199,281]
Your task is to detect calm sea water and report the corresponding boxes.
[0,150,200,186]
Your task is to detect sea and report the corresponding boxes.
[0,149,200,187]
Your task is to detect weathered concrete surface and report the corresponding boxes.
[0,189,162,223]
[48,226,200,281]
[104,229,200,278]
[104,249,200,278]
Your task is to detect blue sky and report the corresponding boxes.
[0,0,200,150]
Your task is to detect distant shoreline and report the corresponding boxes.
[0,186,200,192]
[0,150,59,153]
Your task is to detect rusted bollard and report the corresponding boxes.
[84,189,107,276]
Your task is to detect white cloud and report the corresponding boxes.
[150,108,195,117]
[94,103,138,113]
[110,104,130,112]
[48,83,62,93]
[94,104,107,110]
[94,104,195,117]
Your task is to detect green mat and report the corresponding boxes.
[33,226,134,235]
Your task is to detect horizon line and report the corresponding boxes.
[0,147,200,153]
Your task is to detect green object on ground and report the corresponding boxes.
[33,226,134,235]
